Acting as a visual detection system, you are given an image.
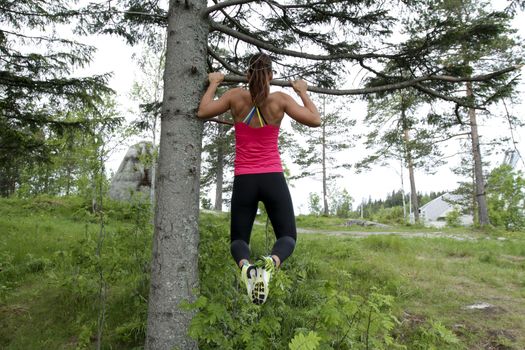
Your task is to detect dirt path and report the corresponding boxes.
[295,227,478,241]
[253,220,508,241]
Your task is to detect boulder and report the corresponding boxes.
[109,141,154,201]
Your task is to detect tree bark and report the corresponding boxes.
[145,0,208,349]
[214,124,224,211]
[466,81,490,226]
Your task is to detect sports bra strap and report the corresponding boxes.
[242,106,267,127]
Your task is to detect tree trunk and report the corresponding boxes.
[404,128,419,222]
[321,97,328,216]
[400,159,407,223]
[145,0,208,349]
[466,81,490,226]
[402,106,419,223]
[214,124,224,211]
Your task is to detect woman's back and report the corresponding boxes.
[229,88,286,127]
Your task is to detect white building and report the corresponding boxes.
[418,193,473,228]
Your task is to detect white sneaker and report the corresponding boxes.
[252,256,275,305]
[240,263,257,298]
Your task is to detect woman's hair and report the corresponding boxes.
[248,53,272,105]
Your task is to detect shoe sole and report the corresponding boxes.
[251,266,271,305]
[251,279,266,305]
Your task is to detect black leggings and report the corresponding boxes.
[230,172,297,265]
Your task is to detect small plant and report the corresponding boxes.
[289,331,320,350]
[445,208,462,228]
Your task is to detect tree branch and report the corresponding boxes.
[202,0,259,18]
[433,132,471,143]
[1,29,84,46]
[0,6,166,20]
[211,0,252,36]
[205,118,234,126]
[208,48,244,75]
[268,0,353,10]
[222,74,438,96]
[428,65,522,82]
[208,20,400,60]
[413,83,478,109]
[221,73,517,107]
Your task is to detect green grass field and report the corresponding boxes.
[1,196,524,349]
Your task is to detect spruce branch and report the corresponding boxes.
[208,48,244,75]
[209,20,400,60]
[413,83,477,108]
[202,0,260,18]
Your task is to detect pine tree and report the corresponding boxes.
[396,0,524,226]
[291,95,354,216]
[358,87,445,222]
[200,118,235,211]
[0,0,115,196]
[129,41,166,206]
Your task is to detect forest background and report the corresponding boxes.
[66,1,525,215]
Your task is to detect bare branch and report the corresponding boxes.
[223,74,432,95]
[221,72,518,107]
[202,0,259,18]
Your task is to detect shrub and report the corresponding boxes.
[445,208,461,228]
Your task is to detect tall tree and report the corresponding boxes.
[0,0,113,196]
[200,119,235,211]
[358,89,444,223]
[486,164,525,230]
[143,1,207,349]
[291,95,353,216]
[129,39,166,205]
[14,97,121,198]
[396,0,524,226]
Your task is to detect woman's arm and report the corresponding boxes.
[283,80,321,127]
[197,72,232,119]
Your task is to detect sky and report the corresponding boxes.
[77,3,525,214]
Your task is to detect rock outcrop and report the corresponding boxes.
[109,141,154,201]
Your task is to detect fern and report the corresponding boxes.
[288,331,321,350]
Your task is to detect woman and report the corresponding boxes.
[197,53,320,304]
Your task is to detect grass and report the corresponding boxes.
[1,197,524,349]
[290,231,525,348]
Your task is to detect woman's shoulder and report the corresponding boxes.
[225,87,250,103]
[268,91,292,106]
[269,91,289,97]
[228,87,250,95]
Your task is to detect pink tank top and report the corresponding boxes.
[234,106,283,176]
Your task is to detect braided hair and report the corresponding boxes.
[247,53,272,106]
